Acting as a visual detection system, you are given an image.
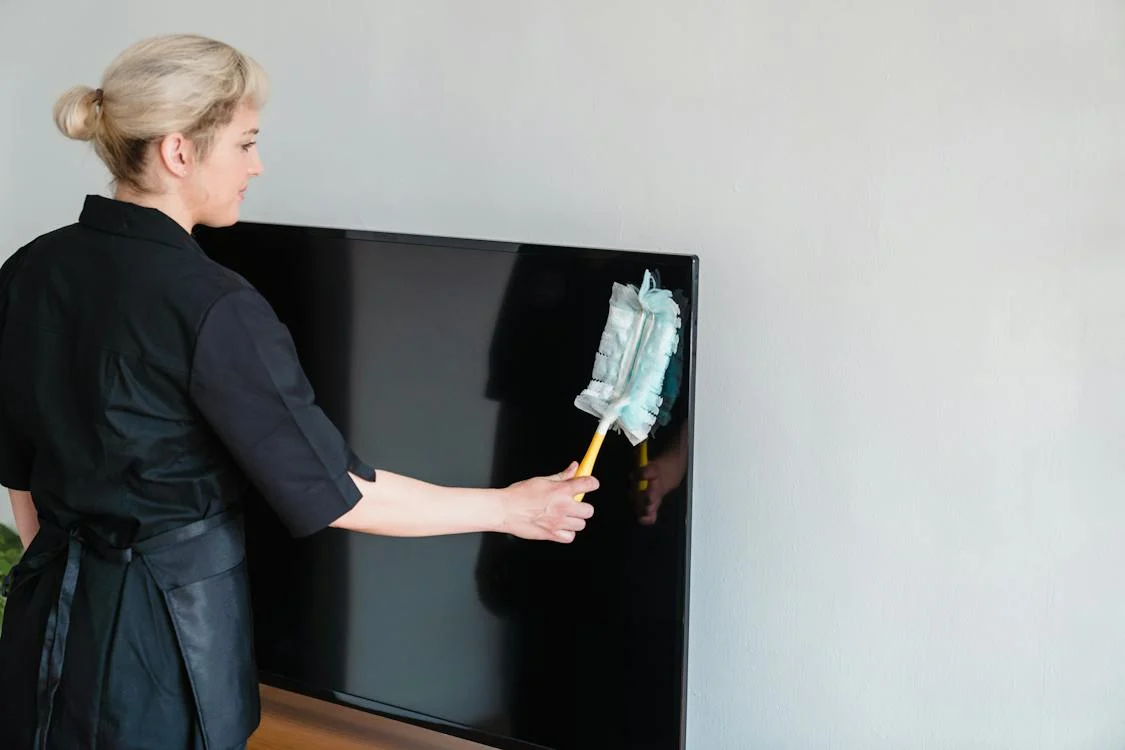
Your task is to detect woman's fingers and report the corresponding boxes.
[552,461,579,481]
[549,493,595,520]
[560,475,599,499]
[557,515,587,532]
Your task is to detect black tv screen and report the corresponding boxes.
[195,222,697,750]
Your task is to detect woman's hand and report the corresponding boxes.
[501,462,598,543]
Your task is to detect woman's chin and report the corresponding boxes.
[197,207,241,229]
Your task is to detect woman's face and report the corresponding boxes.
[186,104,263,227]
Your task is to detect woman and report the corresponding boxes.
[0,34,597,750]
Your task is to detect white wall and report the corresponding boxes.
[4,1,1125,747]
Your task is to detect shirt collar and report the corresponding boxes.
[78,194,203,253]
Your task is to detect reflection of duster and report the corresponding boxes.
[572,270,682,501]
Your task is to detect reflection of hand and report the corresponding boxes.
[503,462,598,542]
[632,439,687,526]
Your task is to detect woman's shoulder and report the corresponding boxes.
[171,253,261,316]
[0,222,80,290]
[5,221,78,258]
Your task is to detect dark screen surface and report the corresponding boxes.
[195,222,697,750]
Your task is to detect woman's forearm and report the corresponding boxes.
[330,471,504,537]
[9,489,38,549]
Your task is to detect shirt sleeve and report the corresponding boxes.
[190,287,376,537]
[0,419,33,491]
[0,248,32,491]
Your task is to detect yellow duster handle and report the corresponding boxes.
[573,429,607,502]
[637,440,649,491]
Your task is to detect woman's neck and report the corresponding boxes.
[113,186,195,234]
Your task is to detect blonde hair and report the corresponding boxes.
[53,34,269,191]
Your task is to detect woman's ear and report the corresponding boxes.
[157,132,194,178]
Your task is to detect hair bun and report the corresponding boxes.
[53,85,102,142]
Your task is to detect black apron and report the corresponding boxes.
[3,509,256,750]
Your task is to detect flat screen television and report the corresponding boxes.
[194,221,698,750]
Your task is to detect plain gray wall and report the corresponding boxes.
[4,1,1125,747]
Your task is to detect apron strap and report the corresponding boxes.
[32,531,81,750]
[134,508,238,554]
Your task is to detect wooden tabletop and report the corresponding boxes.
[248,684,488,750]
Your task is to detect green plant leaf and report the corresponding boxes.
[0,524,23,630]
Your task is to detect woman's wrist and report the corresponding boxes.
[486,487,512,536]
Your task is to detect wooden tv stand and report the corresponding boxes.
[249,684,488,750]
